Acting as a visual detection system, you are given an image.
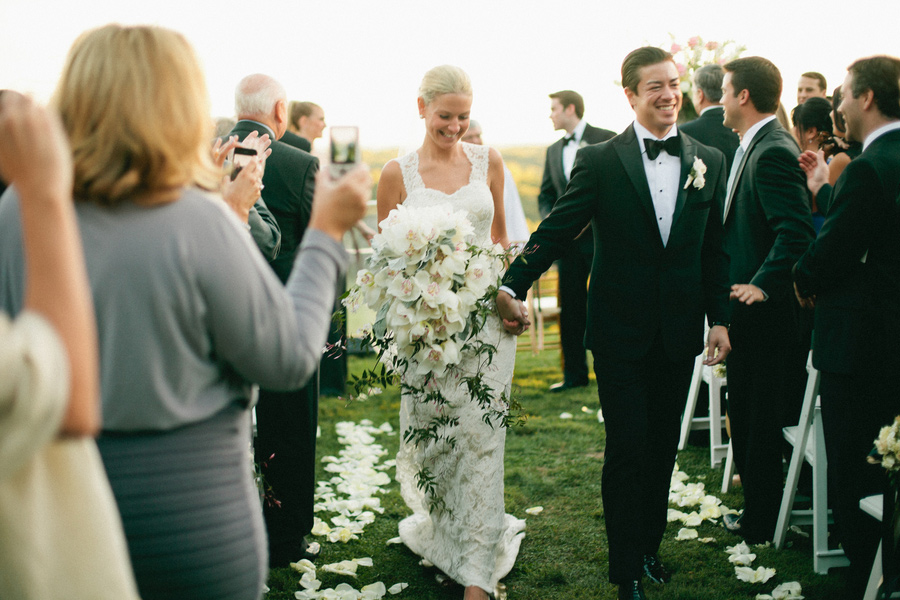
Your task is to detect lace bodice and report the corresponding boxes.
[396,143,494,244]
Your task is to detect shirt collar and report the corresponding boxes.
[570,119,588,142]
[863,120,900,151]
[633,120,678,145]
[739,115,777,151]
[700,105,724,116]
[236,119,277,141]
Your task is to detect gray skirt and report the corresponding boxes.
[97,404,267,600]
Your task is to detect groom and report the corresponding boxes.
[497,47,731,600]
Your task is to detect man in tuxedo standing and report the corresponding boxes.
[717,57,815,544]
[498,47,731,600]
[229,74,322,567]
[537,90,615,393]
[793,55,900,596]
[680,65,741,172]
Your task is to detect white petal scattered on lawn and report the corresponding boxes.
[388,582,409,594]
[766,581,804,599]
[676,527,698,540]
[321,560,361,578]
[728,551,757,566]
[581,406,595,414]
[385,537,403,545]
[419,559,434,568]
[667,508,687,523]
[525,506,544,515]
[726,542,752,556]
[789,525,810,538]
[735,566,776,584]
[597,410,604,423]
[559,412,573,419]
[697,537,716,544]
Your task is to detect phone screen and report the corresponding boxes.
[231,147,257,181]
[329,126,359,179]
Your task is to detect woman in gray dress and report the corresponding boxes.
[0,24,369,600]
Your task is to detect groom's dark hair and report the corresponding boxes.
[621,47,674,94]
[723,57,782,114]
[549,90,584,119]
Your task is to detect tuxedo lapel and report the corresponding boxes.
[614,127,658,234]
[724,120,780,222]
[548,139,566,195]
[671,136,696,228]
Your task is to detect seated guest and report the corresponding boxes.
[0,24,370,600]
[0,92,139,600]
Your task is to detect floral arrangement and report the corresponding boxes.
[344,203,521,512]
[662,35,746,122]
[869,416,900,473]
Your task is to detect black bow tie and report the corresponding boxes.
[644,136,681,160]
[563,134,576,146]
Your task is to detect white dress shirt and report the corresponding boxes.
[634,121,680,246]
[563,119,588,181]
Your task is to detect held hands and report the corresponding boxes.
[496,290,530,336]
[308,165,372,242]
[730,283,766,305]
[0,92,72,203]
[797,150,828,197]
[703,325,731,366]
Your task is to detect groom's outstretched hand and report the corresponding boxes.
[703,325,731,365]
[496,290,530,336]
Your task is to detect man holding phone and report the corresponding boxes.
[230,73,322,567]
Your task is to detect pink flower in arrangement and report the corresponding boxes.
[676,62,687,76]
[688,36,700,48]
[706,40,720,50]
[671,43,682,53]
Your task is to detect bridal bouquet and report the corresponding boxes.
[344,203,521,512]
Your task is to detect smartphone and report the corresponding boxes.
[231,146,257,181]
[329,126,359,179]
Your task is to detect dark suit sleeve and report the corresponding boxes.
[700,150,732,324]
[248,197,281,261]
[296,156,319,243]
[537,147,556,219]
[505,147,601,297]
[794,159,879,297]
[749,145,815,295]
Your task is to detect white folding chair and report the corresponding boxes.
[773,352,849,574]
[679,353,728,468]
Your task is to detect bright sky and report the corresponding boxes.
[1,0,898,150]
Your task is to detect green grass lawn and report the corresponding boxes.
[263,347,851,600]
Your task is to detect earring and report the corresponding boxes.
[419,115,424,119]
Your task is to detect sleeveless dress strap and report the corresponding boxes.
[462,143,489,186]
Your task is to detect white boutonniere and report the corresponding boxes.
[579,140,589,149]
[683,156,707,190]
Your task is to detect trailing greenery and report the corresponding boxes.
[264,349,851,600]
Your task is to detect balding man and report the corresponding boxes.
[680,65,740,172]
[228,74,321,568]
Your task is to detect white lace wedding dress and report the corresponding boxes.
[393,142,525,593]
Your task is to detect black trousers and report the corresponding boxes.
[254,371,319,560]
[592,335,693,583]
[558,236,592,384]
[727,301,808,540]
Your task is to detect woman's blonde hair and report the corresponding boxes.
[52,24,219,206]
[418,65,472,105]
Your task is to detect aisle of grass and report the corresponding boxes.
[264,349,849,600]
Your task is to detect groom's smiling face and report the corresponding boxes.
[626,60,682,138]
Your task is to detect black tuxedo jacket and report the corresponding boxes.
[228,121,319,283]
[505,124,730,361]
[794,128,900,374]
[537,123,616,218]
[680,107,741,172]
[724,119,814,308]
[280,130,312,152]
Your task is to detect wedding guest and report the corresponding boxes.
[797,71,828,104]
[680,64,741,172]
[286,100,326,152]
[718,57,815,544]
[463,119,531,243]
[790,96,834,230]
[227,74,324,568]
[0,91,140,600]
[498,47,731,600]
[825,85,862,188]
[794,54,900,598]
[0,24,370,600]
[537,90,615,393]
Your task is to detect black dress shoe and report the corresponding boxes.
[642,553,671,584]
[617,580,648,600]
[549,380,589,393]
[723,513,767,544]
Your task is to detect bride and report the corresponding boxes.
[376,65,526,600]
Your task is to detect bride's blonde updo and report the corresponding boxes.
[418,65,472,105]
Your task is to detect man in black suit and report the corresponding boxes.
[229,74,322,567]
[498,47,731,600]
[537,90,615,393]
[716,57,815,544]
[680,65,741,172]
[793,55,900,596]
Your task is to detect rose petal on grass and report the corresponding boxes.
[388,583,408,594]
[698,537,716,543]
[735,566,776,583]
[676,528,698,540]
[525,506,544,515]
[386,537,403,545]
[560,412,573,419]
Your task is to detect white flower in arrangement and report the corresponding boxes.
[870,415,900,472]
[683,156,707,190]
[735,566,776,584]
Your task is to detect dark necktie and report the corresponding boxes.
[563,134,576,146]
[644,136,681,160]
